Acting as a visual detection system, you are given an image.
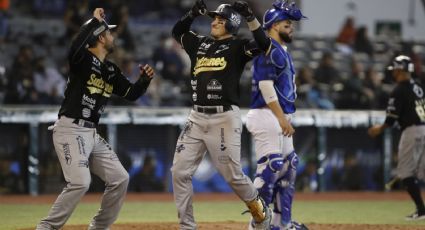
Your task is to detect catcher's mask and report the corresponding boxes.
[263,0,307,30]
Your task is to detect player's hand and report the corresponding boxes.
[139,64,155,80]
[93,8,105,21]
[232,1,255,22]
[279,118,295,137]
[368,125,383,138]
[190,0,207,18]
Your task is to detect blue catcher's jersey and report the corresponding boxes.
[250,39,297,114]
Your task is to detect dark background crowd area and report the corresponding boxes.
[0,0,423,194]
[0,0,424,109]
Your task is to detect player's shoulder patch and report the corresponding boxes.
[269,46,287,69]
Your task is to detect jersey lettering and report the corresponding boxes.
[193,57,227,76]
[86,74,113,97]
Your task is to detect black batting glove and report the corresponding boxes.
[232,1,255,22]
[189,0,207,18]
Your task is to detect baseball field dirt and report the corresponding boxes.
[9,192,425,230]
[35,222,425,230]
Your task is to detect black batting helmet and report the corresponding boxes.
[81,18,117,47]
[387,55,414,73]
[208,4,241,35]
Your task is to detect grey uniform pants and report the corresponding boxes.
[37,116,129,230]
[171,106,258,230]
[397,125,425,181]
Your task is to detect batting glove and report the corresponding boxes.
[190,0,207,18]
[232,1,255,22]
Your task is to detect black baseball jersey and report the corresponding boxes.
[59,18,151,124]
[385,79,425,130]
[177,31,260,106]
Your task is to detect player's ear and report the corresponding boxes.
[271,21,280,32]
[98,31,107,44]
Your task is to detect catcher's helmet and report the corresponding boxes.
[387,55,414,72]
[81,18,117,47]
[263,0,307,30]
[208,4,241,35]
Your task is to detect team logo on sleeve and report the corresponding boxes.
[207,79,222,91]
[414,84,424,98]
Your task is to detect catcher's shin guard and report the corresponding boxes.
[246,195,271,229]
[274,151,298,226]
[253,153,285,206]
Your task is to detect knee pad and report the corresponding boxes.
[278,151,299,188]
[254,153,284,205]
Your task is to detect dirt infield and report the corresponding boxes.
[8,192,423,230]
[27,222,422,230]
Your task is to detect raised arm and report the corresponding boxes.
[232,1,271,53]
[69,8,105,64]
[172,0,207,41]
[113,64,155,101]
[122,64,155,101]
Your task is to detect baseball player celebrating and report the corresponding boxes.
[368,55,425,221]
[246,1,308,229]
[171,0,274,229]
[36,8,154,230]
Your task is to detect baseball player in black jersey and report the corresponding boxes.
[171,0,273,229]
[36,8,154,230]
[368,55,425,221]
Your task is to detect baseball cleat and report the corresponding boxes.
[405,210,425,221]
[247,207,272,230]
[270,221,308,230]
[253,206,272,230]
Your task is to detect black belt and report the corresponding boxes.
[193,105,233,114]
[73,119,96,128]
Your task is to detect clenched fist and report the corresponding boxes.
[190,0,207,18]
[232,1,255,22]
[139,64,155,80]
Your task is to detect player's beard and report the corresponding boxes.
[279,31,293,43]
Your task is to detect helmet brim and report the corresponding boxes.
[207,11,225,19]
[108,24,117,30]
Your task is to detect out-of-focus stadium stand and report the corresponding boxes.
[0,0,424,108]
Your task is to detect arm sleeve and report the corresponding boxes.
[241,40,263,62]
[384,88,402,126]
[171,12,194,42]
[171,13,202,56]
[251,27,272,54]
[111,64,152,101]
[122,77,152,101]
[68,18,100,64]
[259,80,278,103]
